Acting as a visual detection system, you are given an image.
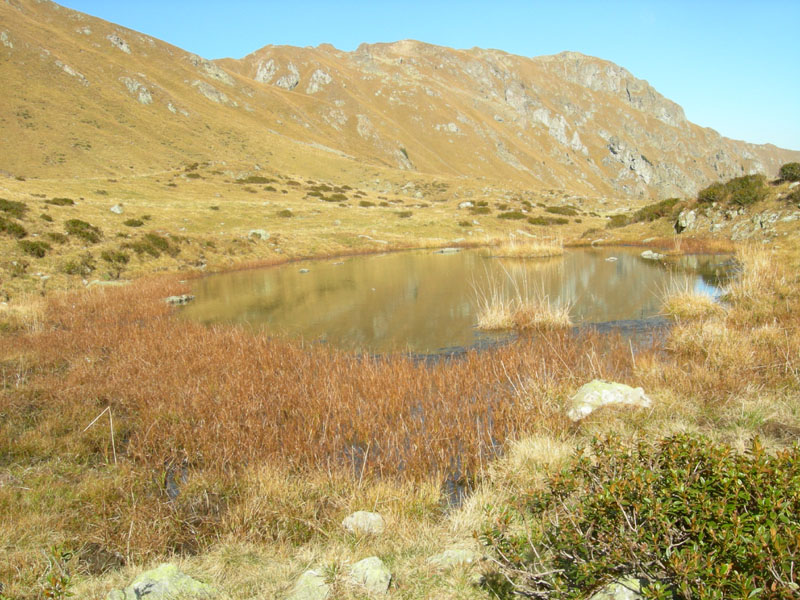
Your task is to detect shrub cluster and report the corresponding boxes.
[18,240,51,258]
[482,434,800,599]
[124,233,179,258]
[497,211,526,220]
[45,197,75,206]
[697,174,768,206]
[65,219,102,243]
[779,162,800,182]
[545,205,579,216]
[0,198,28,219]
[528,216,568,226]
[0,216,27,238]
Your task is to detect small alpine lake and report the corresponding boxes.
[182,247,734,354]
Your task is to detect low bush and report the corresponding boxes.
[0,216,27,238]
[40,213,53,222]
[458,220,473,227]
[606,214,630,228]
[17,240,51,258]
[483,434,800,599]
[698,174,768,206]
[46,232,68,244]
[779,162,800,182]
[61,252,95,275]
[185,172,202,179]
[497,211,526,220]
[124,233,179,258]
[124,219,144,227]
[65,219,102,243]
[277,209,293,218]
[0,198,28,218]
[396,210,413,218]
[470,206,492,215]
[45,197,75,206]
[235,175,270,184]
[545,205,578,216]
[528,216,568,226]
[785,188,800,204]
[632,197,683,222]
[101,249,130,278]
[359,200,375,208]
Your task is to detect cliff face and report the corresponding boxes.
[2,0,798,198]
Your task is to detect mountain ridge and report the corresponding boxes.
[2,0,798,199]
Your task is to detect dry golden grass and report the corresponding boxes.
[491,236,564,259]
[661,281,725,321]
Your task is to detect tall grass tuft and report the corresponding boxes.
[491,235,564,259]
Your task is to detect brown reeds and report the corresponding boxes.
[491,236,564,259]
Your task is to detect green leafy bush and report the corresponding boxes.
[62,253,95,275]
[528,216,568,226]
[40,213,54,222]
[45,197,75,206]
[123,219,144,227]
[235,175,270,184]
[0,198,28,218]
[458,220,473,227]
[470,206,492,215]
[779,162,800,182]
[124,233,179,258]
[632,197,683,223]
[497,211,526,220]
[359,200,375,208]
[277,209,293,218]
[185,172,202,179]
[396,211,413,218]
[606,214,630,228]
[545,205,578,216]
[698,175,768,206]
[786,188,800,204]
[0,216,27,238]
[46,232,68,244]
[18,240,51,258]
[101,249,130,278]
[482,434,800,599]
[65,219,102,243]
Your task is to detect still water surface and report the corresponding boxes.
[183,248,732,354]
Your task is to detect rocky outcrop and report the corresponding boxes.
[106,563,217,600]
[347,557,391,594]
[568,380,652,421]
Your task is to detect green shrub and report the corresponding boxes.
[46,232,68,244]
[786,188,800,204]
[528,216,568,226]
[359,200,375,208]
[185,172,202,179]
[264,186,277,192]
[497,211,526,220]
[698,175,768,206]
[124,219,144,227]
[277,209,293,218]
[235,175,270,184]
[0,198,28,218]
[476,200,489,207]
[125,233,179,258]
[95,189,108,195]
[779,162,800,182]
[470,206,492,215]
[497,203,509,211]
[45,197,75,206]
[40,213,53,222]
[62,253,95,275]
[632,197,682,222]
[545,205,578,216]
[458,220,473,227]
[101,249,130,278]
[65,219,101,243]
[18,240,50,258]
[482,434,800,599]
[396,211,413,218]
[0,216,28,238]
[606,214,630,228]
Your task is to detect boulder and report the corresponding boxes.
[588,576,645,600]
[342,511,384,535]
[426,548,480,569]
[248,229,270,240]
[346,557,391,594]
[165,294,194,305]
[106,563,216,600]
[110,204,124,215]
[640,250,665,261]
[287,570,330,600]
[674,209,696,233]
[568,380,652,421]
[458,201,474,209]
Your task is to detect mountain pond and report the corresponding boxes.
[181,247,734,355]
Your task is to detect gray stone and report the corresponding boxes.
[346,557,391,594]
[342,511,384,535]
[107,33,131,54]
[588,576,645,600]
[287,569,330,600]
[675,208,696,233]
[106,563,216,600]
[110,204,124,215]
[248,229,270,240]
[640,250,665,261]
[299,268,310,274]
[458,201,474,209]
[434,247,460,254]
[165,294,195,305]
[426,548,480,569]
[568,380,652,421]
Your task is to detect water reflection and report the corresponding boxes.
[183,248,732,354]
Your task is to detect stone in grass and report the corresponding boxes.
[110,204,124,215]
[346,556,391,594]
[567,380,651,421]
[426,548,481,570]
[342,511,385,535]
[165,294,195,305]
[640,250,665,261]
[588,576,645,600]
[248,229,270,240]
[106,563,217,600]
[287,569,330,600]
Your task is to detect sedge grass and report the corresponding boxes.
[491,235,564,259]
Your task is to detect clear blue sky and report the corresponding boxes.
[59,0,799,150]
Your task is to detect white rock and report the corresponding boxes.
[568,380,652,421]
[110,204,124,214]
[640,250,665,261]
[342,511,384,535]
[287,570,330,600]
[346,557,391,594]
[426,548,480,569]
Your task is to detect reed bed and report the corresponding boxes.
[491,236,564,259]
[474,266,572,331]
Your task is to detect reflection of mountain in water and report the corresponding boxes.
[182,248,732,354]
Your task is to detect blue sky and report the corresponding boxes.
[59,1,799,150]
